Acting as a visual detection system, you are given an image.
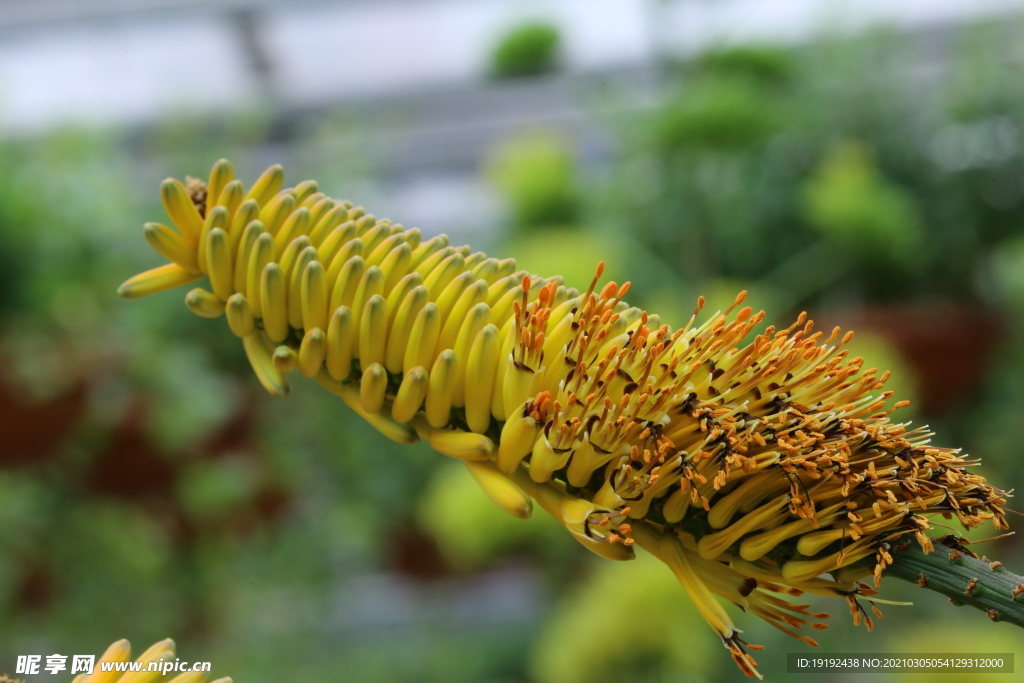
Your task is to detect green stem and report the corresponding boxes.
[880,541,1024,628]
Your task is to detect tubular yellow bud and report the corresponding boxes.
[233,219,264,295]
[451,302,490,407]
[260,192,296,237]
[309,205,350,247]
[302,192,327,212]
[465,459,533,519]
[409,234,447,269]
[502,361,539,430]
[278,236,312,283]
[274,207,311,257]
[292,179,318,206]
[328,255,366,313]
[414,419,493,460]
[365,232,404,267]
[465,324,500,434]
[413,244,453,278]
[486,273,523,306]
[403,227,422,250]
[305,200,340,244]
[404,302,441,374]
[437,279,487,350]
[272,345,298,374]
[495,258,517,279]
[707,470,778,530]
[301,260,329,332]
[386,284,428,373]
[739,502,846,562]
[118,263,202,299]
[491,352,514,422]
[392,366,429,424]
[425,349,457,429]
[326,306,355,380]
[423,252,465,296]
[206,227,234,301]
[528,436,570,483]
[662,484,691,524]
[349,265,384,340]
[384,273,424,331]
[833,565,873,584]
[213,179,244,224]
[225,293,255,337]
[287,246,318,330]
[782,538,878,585]
[245,233,275,318]
[298,328,327,378]
[327,235,363,283]
[434,271,474,321]
[796,528,846,557]
[489,284,523,326]
[360,362,388,413]
[123,641,176,683]
[206,158,234,209]
[565,436,615,488]
[160,178,203,246]
[245,163,285,205]
[242,332,289,398]
[464,251,487,269]
[541,300,579,359]
[197,205,228,274]
[143,222,199,273]
[354,214,379,237]
[696,494,791,560]
[185,287,226,318]
[497,414,538,474]
[379,242,413,294]
[359,223,390,257]
[318,221,357,265]
[260,263,289,343]
[470,257,499,284]
[228,198,261,255]
[359,294,388,370]
[87,639,133,683]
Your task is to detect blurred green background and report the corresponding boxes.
[2,5,1024,683]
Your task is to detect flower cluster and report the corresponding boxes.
[119,161,1010,677]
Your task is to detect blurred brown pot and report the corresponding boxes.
[814,303,1003,416]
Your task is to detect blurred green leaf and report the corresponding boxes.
[490,22,561,79]
[487,130,580,231]
[419,459,563,570]
[530,552,720,683]
[802,140,925,266]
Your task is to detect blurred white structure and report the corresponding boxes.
[1,0,1023,132]
[1,0,1022,243]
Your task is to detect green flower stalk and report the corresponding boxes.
[119,160,1014,678]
